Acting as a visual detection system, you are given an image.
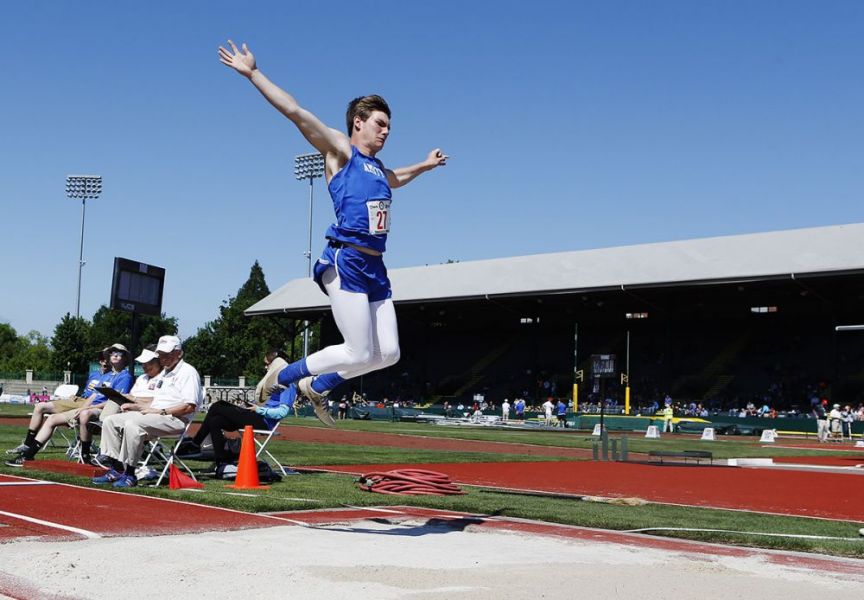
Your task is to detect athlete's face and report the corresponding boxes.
[355,110,390,153]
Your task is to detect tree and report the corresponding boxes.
[184,261,285,378]
[0,331,52,374]
[0,323,21,365]
[50,314,92,375]
[89,305,178,354]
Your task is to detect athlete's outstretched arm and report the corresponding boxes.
[218,40,349,159]
[386,149,449,189]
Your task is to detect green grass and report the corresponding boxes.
[275,417,860,460]
[1,417,863,559]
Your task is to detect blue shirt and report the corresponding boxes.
[80,370,105,399]
[255,385,297,430]
[89,369,133,405]
[324,146,392,253]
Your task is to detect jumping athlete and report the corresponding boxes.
[219,40,447,426]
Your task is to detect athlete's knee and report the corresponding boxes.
[343,345,373,368]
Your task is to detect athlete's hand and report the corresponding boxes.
[426,149,448,168]
[219,40,257,78]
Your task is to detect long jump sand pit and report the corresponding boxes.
[1,512,862,600]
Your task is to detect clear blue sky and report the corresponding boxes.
[1,0,862,340]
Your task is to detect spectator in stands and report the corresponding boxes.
[542,398,554,427]
[813,398,829,442]
[514,398,525,420]
[338,396,349,420]
[5,345,132,466]
[841,405,854,440]
[828,403,843,440]
[92,335,202,487]
[662,401,675,433]
[176,349,295,470]
[556,398,567,427]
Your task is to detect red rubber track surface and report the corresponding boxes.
[318,460,864,521]
[0,474,279,541]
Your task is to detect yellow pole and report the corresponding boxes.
[573,383,579,412]
[625,386,630,415]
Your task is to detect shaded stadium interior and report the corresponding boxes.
[248,224,864,411]
[271,271,864,411]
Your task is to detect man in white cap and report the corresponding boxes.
[93,335,202,487]
[90,343,164,468]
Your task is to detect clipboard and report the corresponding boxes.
[94,386,133,405]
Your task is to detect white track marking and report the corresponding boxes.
[0,510,101,539]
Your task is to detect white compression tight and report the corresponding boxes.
[304,267,400,379]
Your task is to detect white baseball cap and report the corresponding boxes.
[155,335,182,353]
[135,348,159,363]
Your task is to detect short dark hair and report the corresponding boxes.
[265,348,287,364]
[346,95,391,135]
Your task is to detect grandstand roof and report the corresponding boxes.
[246,222,864,317]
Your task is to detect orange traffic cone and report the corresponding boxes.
[227,425,269,490]
[169,464,204,490]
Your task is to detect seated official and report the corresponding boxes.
[178,350,296,470]
[6,349,109,457]
[90,344,164,468]
[92,335,201,488]
[5,344,133,468]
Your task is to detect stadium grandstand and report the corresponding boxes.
[246,223,864,412]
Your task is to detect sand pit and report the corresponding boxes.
[1,518,862,600]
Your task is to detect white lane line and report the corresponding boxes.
[0,510,101,539]
[0,481,56,487]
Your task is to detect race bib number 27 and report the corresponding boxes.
[366,200,391,235]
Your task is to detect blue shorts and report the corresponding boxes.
[313,242,392,303]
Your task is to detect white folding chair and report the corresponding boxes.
[66,418,103,463]
[139,421,197,487]
[252,421,290,476]
[53,384,80,399]
[31,384,81,453]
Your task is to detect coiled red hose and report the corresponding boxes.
[357,469,465,496]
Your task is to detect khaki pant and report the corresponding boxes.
[99,400,122,422]
[51,397,89,412]
[100,412,186,467]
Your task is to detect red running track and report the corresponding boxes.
[0,474,281,541]
[317,460,864,522]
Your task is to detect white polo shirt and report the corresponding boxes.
[129,372,161,399]
[150,360,203,422]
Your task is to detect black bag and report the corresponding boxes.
[215,460,282,483]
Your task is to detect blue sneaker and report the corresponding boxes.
[112,474,138,488]
[92,469,122,484]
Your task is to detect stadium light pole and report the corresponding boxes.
[294,153,325,357]
[65,175,102,318]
